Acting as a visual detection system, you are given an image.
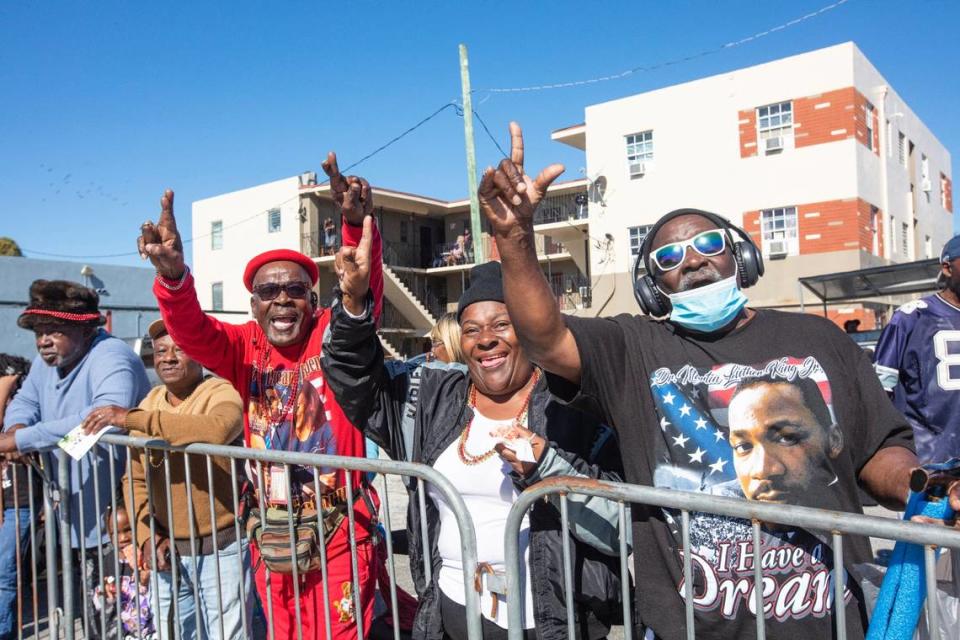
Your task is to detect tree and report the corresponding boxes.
[0,237,23,257]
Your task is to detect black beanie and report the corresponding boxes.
[457,261,504,320]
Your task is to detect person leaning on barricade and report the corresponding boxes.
[136,153,386,640]
[475,122,960,640]
[0,353,41,640]
[322,237,628,640]
[0,279,151,640]
[82,318,252,639]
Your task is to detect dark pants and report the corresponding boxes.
[439,590,535,640]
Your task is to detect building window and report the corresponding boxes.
[870,206,880,255]
[925,235,933,259]
[760,206,798,257]
[757,101,793,155]
[211,220,223,250]
[267,209,282,233]
[901,222,909,257]
[863,103,874,151]
[921,154,931,200]
[625,131,653,178]
[629,225,653,258]
[211,282,223,311]
[898,132,907,166]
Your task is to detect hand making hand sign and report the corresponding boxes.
[478,121,565,237]
[138,189,186,280]
[322,151,374,226]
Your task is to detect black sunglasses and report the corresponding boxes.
[253,281,312,301]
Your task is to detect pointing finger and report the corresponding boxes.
[159,190,175,225]
[357,215,374,262]
[532,163,565,196]
[137,233,147,260]
[509,122,524,173]
[322,152,345,190]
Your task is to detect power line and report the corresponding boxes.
[20,102,460,261]
[478,0,853,94]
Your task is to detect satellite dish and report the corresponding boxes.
[590,176,607,205]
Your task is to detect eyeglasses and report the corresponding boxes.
[252,281,311,301]
[650,229,727,272]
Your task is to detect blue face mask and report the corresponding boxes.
[665,274,748,333]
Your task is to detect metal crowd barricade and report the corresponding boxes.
[503,476,960,640]
[12,433,484,640]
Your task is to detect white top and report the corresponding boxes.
[427,410,535,629]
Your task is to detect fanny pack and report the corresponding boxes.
[246,484,376,575]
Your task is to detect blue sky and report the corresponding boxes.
[1,0,956,267]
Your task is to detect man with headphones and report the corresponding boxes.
[138,153,386,640]
[478,122,955,640]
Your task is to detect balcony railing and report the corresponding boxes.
[394,270,448,320]
[549,274,592,311]
[533,191,588,225]
[301,230,340,258]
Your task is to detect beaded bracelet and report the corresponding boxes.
[155,267,189,291]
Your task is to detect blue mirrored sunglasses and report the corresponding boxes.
[651,229,727,272]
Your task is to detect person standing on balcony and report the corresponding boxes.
[136,152,385,640]
[0,280,151,640]
[475,122,959,640]
[323,217,337,256]
[81,318,252,639]
[322,255,627,640]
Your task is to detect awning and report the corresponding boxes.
[798,258,941,304]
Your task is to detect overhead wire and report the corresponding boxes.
[20,102,460,260]
[477,0,853,94]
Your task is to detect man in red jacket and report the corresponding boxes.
[137,153,384,640]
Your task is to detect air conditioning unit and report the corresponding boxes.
[630,162,647,178]
[764,137,784,154]
[921,178,932,192]
[767,239,788,257]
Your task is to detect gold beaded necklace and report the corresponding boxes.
[457,369,541,466]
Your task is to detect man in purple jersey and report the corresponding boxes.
[874,235,960,464]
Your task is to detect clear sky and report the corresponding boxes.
[1,0,956,267]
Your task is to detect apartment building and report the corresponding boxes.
[553,42,953,329]
[192,175,589,358]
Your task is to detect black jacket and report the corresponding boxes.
[321,299,628,640]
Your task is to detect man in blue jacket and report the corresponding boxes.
[0,280,150,639]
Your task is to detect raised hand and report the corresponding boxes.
[138,189,186,280]
[322,152,374,226]
[335,216,374,315]
[478,122,565,237]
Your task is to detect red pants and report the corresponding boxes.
[253,536,377,640]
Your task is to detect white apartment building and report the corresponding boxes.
[553,42,953,328]
[192,173,589,358]
[193,42,952,351]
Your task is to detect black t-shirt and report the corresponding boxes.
[551,309,913,640]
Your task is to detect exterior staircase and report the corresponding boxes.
[379,334,402,360]
[382,266,438,333]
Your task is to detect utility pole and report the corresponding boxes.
[459,43,485,264]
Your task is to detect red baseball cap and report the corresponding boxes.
[242,249,319,292]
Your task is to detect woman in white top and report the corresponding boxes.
[323,260,627,640]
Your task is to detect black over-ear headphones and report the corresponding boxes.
[632,208,764,318]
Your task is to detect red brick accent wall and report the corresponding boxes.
[818,305,878,331]
[743,210,762,249]
[738,109,758,158]
[943,174,954,213]
[745,199,883,257]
